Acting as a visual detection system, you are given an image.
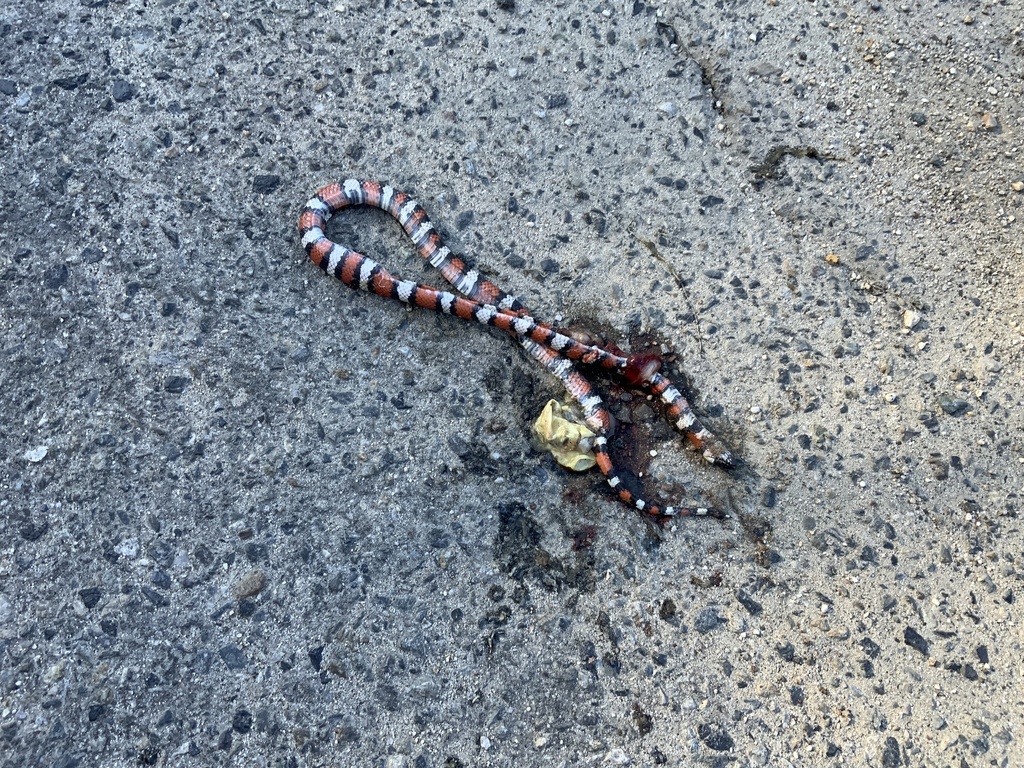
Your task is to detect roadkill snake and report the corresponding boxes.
[298,179,734,524]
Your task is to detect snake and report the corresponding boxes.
[298,179,734,524]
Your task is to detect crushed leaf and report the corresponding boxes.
[532,400,597,471]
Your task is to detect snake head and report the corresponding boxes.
[622,353,662,385]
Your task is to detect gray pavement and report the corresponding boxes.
[1,1,1022,766]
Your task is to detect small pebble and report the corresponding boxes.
[659,598,677,620]
[233,570,268,600]
[43,661,66,684]
[697,723,735,751]
[938,395,969,416]
[24,446,48,463]
[881,736,902,767]
[232,709,253,733]
[903,626,929,656]
[694,607,723,634]
[111,78,135,102]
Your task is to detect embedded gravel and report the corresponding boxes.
[1,1,1022,767]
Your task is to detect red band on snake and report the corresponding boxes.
[298,179,734,524]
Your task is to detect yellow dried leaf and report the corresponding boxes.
[532,400,597,472]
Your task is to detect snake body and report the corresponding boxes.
[298,179,733,523]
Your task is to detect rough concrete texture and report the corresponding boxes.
[2,0,1022,766]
